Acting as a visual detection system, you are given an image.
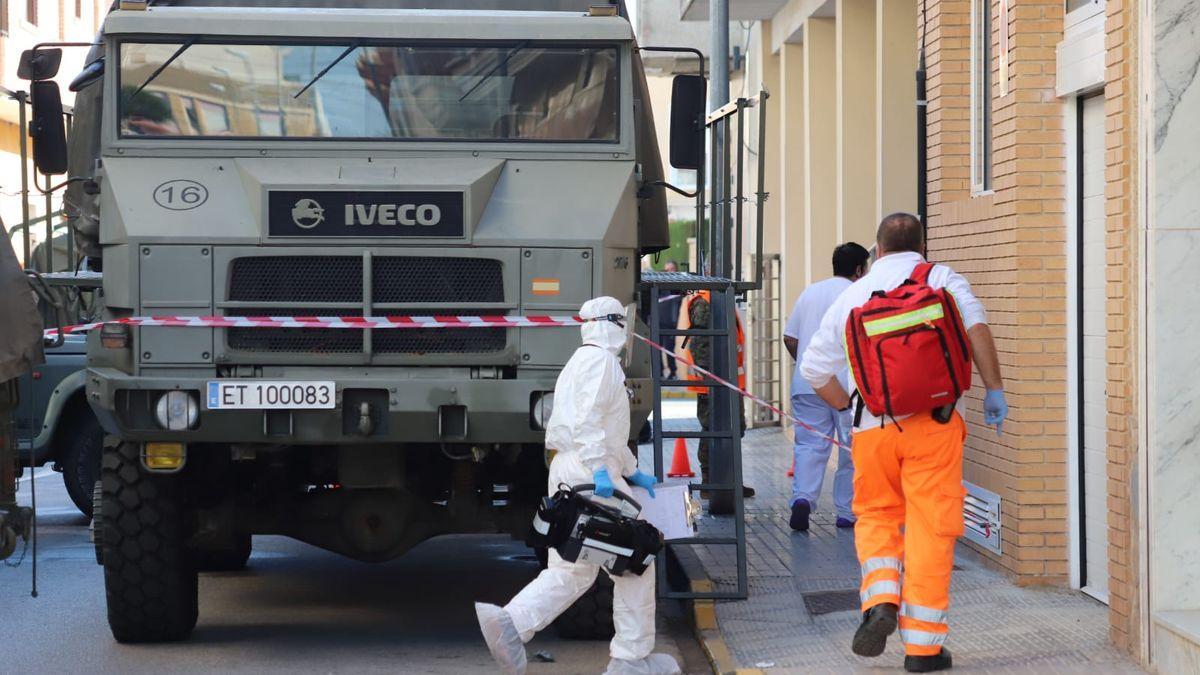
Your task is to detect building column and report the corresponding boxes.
[836,0,877,248]
[875,0,918,222]
[804,18,837,286]
[756,21,783,258]
[778,40,805,400]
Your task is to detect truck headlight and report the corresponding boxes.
[154,391,199,430]
[531,392,554,430]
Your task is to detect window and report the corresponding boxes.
[970,0,993,193]
[25,0,35,25]
[118,40,621,142]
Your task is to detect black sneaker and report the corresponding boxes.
[789,500,811,531]
[904,647,952,672]
[743,485,756,498]
[851,602,898,657]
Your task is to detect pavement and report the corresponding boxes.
[2,467,709,674]
[646,400,1144,674]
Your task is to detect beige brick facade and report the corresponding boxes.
[1101,0,1139,654]
[922,0,1142,657]
[923,0,1071,584]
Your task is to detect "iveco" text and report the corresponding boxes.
[344,203,442,226]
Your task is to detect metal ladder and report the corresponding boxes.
[641,91,769,601]
[644,275,747,600]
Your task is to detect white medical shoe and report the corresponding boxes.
[603,653,682,675]
[475,602,527,675]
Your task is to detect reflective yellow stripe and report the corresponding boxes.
[862,303,944,336]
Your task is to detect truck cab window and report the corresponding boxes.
[118,41,620,142]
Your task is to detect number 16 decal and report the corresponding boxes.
[153,179,209,211]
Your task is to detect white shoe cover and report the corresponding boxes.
[475,602,527,675]
[603,653,682,675]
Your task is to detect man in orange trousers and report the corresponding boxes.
[799,214,1008,672]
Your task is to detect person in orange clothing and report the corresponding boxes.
[799,214,1007,673]
[676,290,754,513]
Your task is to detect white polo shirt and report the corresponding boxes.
[784,276,853,397]
[799,251,987,429]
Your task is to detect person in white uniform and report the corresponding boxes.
[475,296,680,675]
[782,243,870,531]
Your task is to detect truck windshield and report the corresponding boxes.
[117,41,620,142]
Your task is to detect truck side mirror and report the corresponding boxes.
[30,81,69,176]
[669,74,705,170]
[17,48,63,81]
[70,57,106,92]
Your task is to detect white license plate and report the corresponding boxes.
[206,381,336,410]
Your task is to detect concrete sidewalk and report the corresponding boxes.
[644,404,1141,674]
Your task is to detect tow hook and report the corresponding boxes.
[356,402,374,436]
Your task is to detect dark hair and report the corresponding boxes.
[832,242,870,278]
[876,212,924,254]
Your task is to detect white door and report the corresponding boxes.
[1079,94,1109,603]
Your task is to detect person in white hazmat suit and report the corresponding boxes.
[475,296,681,675]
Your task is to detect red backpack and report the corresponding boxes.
[846,262,972,420]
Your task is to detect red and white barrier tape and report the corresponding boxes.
[44,314,585,336]
[629,333,852,450]
[46,314,850,449]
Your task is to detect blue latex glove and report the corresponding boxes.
[626,470,658,499]
[592,468,615,498]
[983,389,1008,436]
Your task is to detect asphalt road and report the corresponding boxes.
[2,468,706,674]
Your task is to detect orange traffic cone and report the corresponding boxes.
[667,437,695,478]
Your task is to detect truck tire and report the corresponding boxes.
[101,441,198,643]
[61,412,104,519]
[554,574,616,640]
[196,533,252,572]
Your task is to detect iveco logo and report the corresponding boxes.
[291,198,325,229]
[344,203,442,227]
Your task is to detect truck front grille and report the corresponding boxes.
[228,256,503,304]
[230,256,362,303]
[225,256,507,356]
[226,307,363,354]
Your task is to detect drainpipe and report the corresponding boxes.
[916,5,928,244]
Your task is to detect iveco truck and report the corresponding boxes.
[19,0,708,642]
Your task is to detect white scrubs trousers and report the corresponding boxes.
[505,549,656,661]
[790,392,855,521]
[503,451,656,661]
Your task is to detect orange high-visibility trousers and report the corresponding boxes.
[851,411,967,657]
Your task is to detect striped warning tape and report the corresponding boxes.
[629,333,852,450]
[44,314,585,336]
[46,314,851,449]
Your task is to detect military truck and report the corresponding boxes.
[22,0,710,642]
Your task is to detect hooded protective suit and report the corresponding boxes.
[475,297,678,675]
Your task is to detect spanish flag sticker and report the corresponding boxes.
[531,278,561,296]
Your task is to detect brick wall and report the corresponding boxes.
[1102,0,1140,655]
[923,0,1069,583]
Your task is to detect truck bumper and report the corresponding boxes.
[86,367,591,445]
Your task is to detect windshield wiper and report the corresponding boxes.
[293,41,361,99]
[459,41,529,102]
[129,36,198,100]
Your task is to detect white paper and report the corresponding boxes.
[629,484,695,540]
